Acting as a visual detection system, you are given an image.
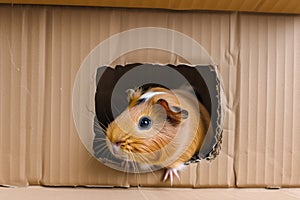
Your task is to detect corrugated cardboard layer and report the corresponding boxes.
[1,0,300,14]
[236,14,300,188]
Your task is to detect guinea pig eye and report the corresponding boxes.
[138,116,152,130]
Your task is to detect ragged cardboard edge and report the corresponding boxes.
[202,65,226,161]
[106,63,214,69]
[169,64,225,164]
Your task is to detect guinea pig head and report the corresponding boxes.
[105,88,189,164]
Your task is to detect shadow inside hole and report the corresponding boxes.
[95,64,213,127]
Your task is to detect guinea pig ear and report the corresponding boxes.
[126,89,135,102]
[126,88,143,103]
[156,99,189,124]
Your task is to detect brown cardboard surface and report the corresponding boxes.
[0,6,46,186]
[236,14,300,188]
[1,187,300,200]
[0,5,299,188]
[1,0,300,14]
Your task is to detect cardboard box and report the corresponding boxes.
[0,3,299,191]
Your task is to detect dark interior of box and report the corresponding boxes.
[95,64,213,124]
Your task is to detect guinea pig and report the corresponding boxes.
[105,86,211,184]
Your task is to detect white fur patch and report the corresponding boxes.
[139,91,165,102]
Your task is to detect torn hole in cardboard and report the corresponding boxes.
[90,63,225,174]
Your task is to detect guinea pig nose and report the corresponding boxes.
[115,141,122,146]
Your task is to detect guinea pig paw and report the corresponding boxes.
[163,168,180,185]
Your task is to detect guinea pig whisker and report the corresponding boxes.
[135,153,154,168]
[94,122,106,131]
[94,126,106,136]
[120,159,129,172]
[134,154,159,179]
[94,118,108,130]
[94,141,107,150]
[103,113,111,123]
[128,150,141,176]
[93,137,107,142]
[94,143,109,157]
[93,142,107,153]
